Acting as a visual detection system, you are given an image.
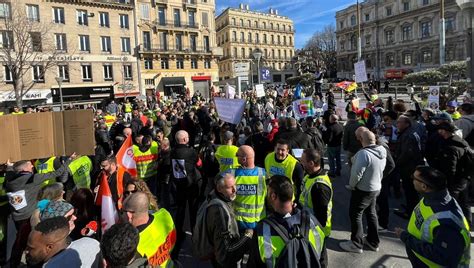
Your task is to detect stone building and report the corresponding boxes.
[335,0,466,80]
[216,4,296,84]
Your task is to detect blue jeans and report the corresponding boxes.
[327,146,341,174]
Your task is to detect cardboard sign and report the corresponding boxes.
[214,97,246,125]
[255,84,265,98]
[292,97,316,119]
[354,61,368,83]
[0,110,95,163]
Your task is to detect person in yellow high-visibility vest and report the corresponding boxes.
[11,106,24,115]
[122,192,176,267]
[299,148,333,268]
[103,113,116,130]
[215,131,239,172]
[34,157,62,187]
[264,139,304,199]
[395,166,470,267]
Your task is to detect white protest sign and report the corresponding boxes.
[255,84,265,98]
[224,84,236,99]
[214,97,246,125]
[335,100,348,120]
[354,61,368,83]
[428,86,440,110]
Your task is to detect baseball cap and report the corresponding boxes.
[39,200,74,221]
[432,111,453,122]
[446,101,458,107]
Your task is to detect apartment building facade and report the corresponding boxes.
[0,0,139,108]
[216,4,296,84]
[335,0,466,80]
[135,0,220,99]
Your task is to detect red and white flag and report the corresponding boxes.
[96,173,118,234]
[116,134,137,177]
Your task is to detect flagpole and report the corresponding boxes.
[357,0,362,61]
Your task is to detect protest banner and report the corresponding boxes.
[354,60,368,83]
[255,84,265,98]
[292,97,315,119]
[428,86,440,110]
[335,100,348,120]
[214,97,246,125]
[0,110,95,163]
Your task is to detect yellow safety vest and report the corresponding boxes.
[264,152,298,182]
[0,112,4,116]
[257,212,325,267]
[407,198,470,267]
[35,157,57,187]
[68,156,92,189]
[124,103,132,113]
[228,168,266,229]
[0,176,8,207]
[299,173,333,236]
[138,208,176,268]
[133,142,158,180]
[104,115,116,129]
[451,111,461,120]
[215,145,239,173]
[11,111,24,115]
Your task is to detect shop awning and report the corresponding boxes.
[114,92,140,98]
[192,75,211,81]
[162,77,186,87]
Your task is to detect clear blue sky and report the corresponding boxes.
[215,0,355,49]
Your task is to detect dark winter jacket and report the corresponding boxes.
[395,127,424,176]
[170,144,201,187]
[343,119,362,154]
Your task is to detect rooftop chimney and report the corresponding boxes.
[245,4,249,10]
[239,3,244,9]
[274,9,278,15]
[269,8,273,14]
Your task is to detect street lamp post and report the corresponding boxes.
[55,77,64,111]
[440,0,446,65]
[456,0,474,95]
[253,48,263,85]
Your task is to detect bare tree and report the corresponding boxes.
[304,24,337,77]
[0,7,60,107]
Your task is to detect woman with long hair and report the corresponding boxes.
[69,188,98,240]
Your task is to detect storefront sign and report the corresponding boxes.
[1,90,51,102]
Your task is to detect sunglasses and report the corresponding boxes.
[125,189,138,195]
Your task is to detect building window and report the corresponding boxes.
[145,79,155,86]
[143,31,151,51]
[4,65,12,82]
[422,0,429,5]
[188,10,195,27]
[365,35,371,45]
[100,36,112,53]
[144,57,153,69]
[402,25,412,41]
[241,48,245,58]
[201,11,209,27]
[240,19,243,26]
[385,30,394,44]
[58,64,69,82]
[403,1,410,11]
[119,14,129,29]
[32,65,44,82]
[30,32,42,52]
[175,34,182,51]
[120,37,130,53]
[350,35,357,50]
[157,7,166,25]
[53,7,65,24]
[77,10,88,26]
[422,50,432,63]
[240,32,244,42]
[445,16,455,32]
[263,34,267,44]
[255,21,259,28]
[248,33,252,43]
[204,59,211,69]
[191,58,198,69]
[161,58,169,69]
[232,18,236,25]
[339,21,343,29]
[123,65,132,80]
[271,35,274,44]
[79,35,90,52]
[256,33,259,44]
[203,36,210,52]
[140,3,150,20]
[386,54,394,66]
[365,14,370,21]
[446,48,455,61]
[403,53,412,65]
[174,9,181,27]
[176,58,184,69]
[0,31,13,49]
[26,4,40,22]
[80,64,92,81]
[350,15,356,26]
[421,21,431,38]
[55,33,67,51]
[339,41,345,50]
[99,12,110,27]
[159,32,167,50]
[0,3,11,19]
[270,23,274,29]
[386,6,392,16]
[103,65,113,81]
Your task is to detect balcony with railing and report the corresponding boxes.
[154,19,199,30]
[139,44,212,54]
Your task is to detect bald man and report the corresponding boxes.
[224,145,266,231]
[122,192,176,267]
[340,130,387,253]
[169,130,202,259]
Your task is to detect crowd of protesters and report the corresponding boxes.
[0,83,472,267]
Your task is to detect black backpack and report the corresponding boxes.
[262,210,321,268]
